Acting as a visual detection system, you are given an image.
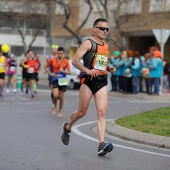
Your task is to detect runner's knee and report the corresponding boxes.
[78,110,86,118]
[97,108,106,118]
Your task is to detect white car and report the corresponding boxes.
[67,60,82,89]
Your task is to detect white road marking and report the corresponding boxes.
[72,120,170,158]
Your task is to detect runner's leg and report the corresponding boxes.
[66,84,92,130]
[94,86,107,143]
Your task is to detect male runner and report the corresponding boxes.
[61,18,116,156]
[45,44,58,108]
[44,47,71,116]
[34,53,41,94]
[0,50,7,97]
[21,50,35,98]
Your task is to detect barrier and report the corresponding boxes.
[17,74,22,89]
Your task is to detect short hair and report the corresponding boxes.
[27,49,33,54]
[58,47,65,52]
[93,18,108,27]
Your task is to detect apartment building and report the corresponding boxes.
[1,0,170,60]
[52,0,170,59]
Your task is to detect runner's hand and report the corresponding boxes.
[50,73,56,78]
[87,69,100,77]
[59,68,64,72]
[108,67,116,74]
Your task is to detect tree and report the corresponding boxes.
[55,0,93,45]
[0,0,49,52]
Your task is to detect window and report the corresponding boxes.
[55,0,68,15]
[120,0,142,15]
[128,0,142,14]
[149,0,164,12]
[165,0,170,11]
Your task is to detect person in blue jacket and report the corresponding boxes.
[138,53,145,92]
[147,50,163,95]
[131,51,141,94]
[110,51,120,91]
[121,50,132,93]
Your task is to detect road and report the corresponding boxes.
[0,89,170,170]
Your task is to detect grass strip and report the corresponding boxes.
[115,107,170,137]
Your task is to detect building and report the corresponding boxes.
[51,0,170,59]
[1,0,170,60]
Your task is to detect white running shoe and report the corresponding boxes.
[6,89,9,93]
[13,89,17,93]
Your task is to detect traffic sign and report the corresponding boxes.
[152,29,170,44]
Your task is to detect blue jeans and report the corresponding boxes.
[132,76,138,94]
[152,78,160,94]
[111,75,118,91]
[138,76,143,92]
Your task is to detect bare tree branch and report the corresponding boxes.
[56,0,93,45]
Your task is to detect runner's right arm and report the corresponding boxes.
[72,40,100,77]
[44,60,55,78]
[20,57,28,68]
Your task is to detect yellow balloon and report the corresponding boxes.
[1,44,10,53]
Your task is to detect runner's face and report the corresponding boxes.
[52,48,58,55]
[93,22,109,39]
[36,54,39,60]
[28,51,33,58]
[57,51,64,60]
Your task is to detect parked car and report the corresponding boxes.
[67,60,82,89]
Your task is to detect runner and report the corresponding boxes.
[45,44,58,109]
[21,50,35,98]
[44,47,71,117]
[34,53,41,94]
[6,53,17,93]
[61,18,116,156]
[0,50,7,98]
[20,52,29,93]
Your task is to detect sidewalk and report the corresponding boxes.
[108,91,170,100]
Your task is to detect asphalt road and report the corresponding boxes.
[0,89,170,170]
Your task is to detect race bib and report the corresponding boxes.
[94,55,107,71]
[28,67,34,73]
[0,63,4,69]
[10,66,16,72]
[58,77,67,86]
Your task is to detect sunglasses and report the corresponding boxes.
[96,27,109,32]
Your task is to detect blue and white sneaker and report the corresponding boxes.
[61,122,71,145]
[0,93,4,98]
[98,142,113,156]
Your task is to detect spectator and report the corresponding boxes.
[163,59,170,93]
[131,51,141,94]
[110,51,124,92]
[147,48,163,95]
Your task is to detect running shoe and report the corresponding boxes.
[61,122,71,145]
[6,89,9,93]
[13,89,17,93]
[0,93,4,98]
[31,92,34,98]
[98,142,113,156]
[26,88,29,94]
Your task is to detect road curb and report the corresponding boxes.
[105,120,170,149]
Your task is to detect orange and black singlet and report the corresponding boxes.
[81,39,109,93]
[83,39,109,75]
[26,58,35,73]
